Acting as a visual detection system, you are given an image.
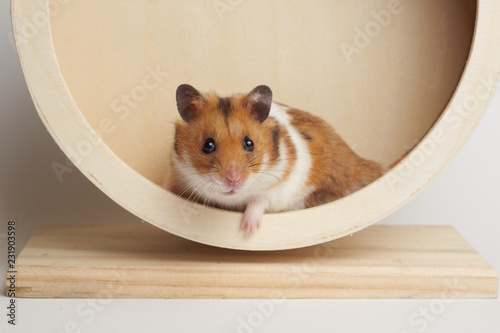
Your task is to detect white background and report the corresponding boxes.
[1,1,499,332]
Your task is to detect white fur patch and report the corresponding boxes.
[260,103,313,212]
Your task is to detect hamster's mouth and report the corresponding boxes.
[223,190,237,196]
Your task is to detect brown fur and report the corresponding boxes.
[286,108,384,208]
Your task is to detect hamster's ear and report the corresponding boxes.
[246,85,272,123]
[176,84,205,122]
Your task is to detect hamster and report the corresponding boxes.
[166,84,384,235]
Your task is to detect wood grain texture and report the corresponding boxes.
[10,0,500,250]
[8,225,498,299]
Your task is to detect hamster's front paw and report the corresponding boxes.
[240,213,261,236]
[240,201,265,236]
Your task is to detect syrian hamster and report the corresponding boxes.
[166,84,384,235]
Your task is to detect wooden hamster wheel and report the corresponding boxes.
[12,0,500,250]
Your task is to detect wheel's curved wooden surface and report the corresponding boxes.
[11,0,500,250]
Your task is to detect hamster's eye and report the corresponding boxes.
[243,136,254,152]
[203,138,216,154]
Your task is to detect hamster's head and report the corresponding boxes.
[172,84,282,207]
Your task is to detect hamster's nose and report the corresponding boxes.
[226,169,242,186]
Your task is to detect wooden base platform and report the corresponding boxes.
[7,224,498,299]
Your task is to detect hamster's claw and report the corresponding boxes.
[240,216,261,236]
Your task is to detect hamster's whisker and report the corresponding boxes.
[179,171,209,178]
[174,165,218,171]
[255,171,281,180]
[203,183,219,208]
[185,178,210,204]
[242,154,265,169]
[252,177,269,189]
[214,156,224,169]
[175,176,203,194]
[175,175,207,189]
[176,170,218,180]
[244,152,267,167]
[245,152,298,169]
[246,163,263,169]
[193,179,213,205]
[245,157,269,168]
[178,178,210,208]
[202,185,212,207]
[176,177,207,199]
